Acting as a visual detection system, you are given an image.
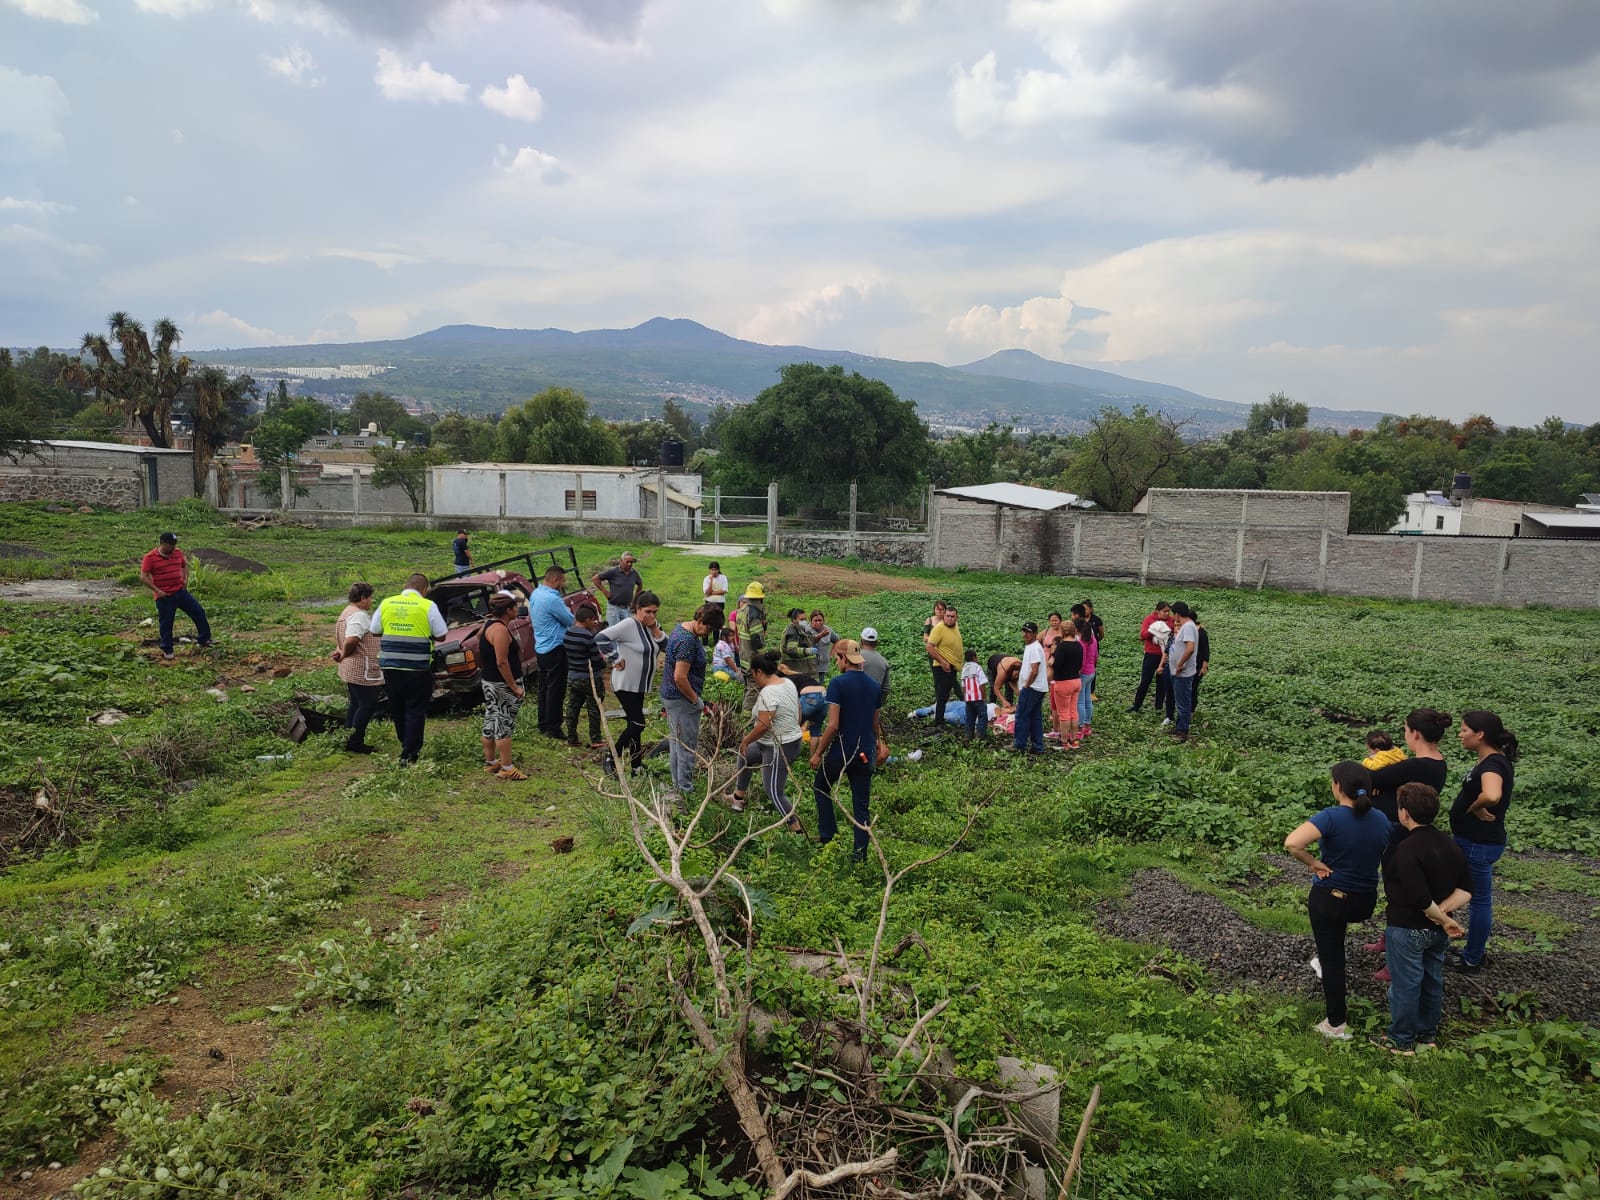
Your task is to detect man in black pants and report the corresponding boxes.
[1129,601,1171,713]
[810,640,887,861]
[531,563,576,738]
[369,572,447,766]
[924,603,962,733]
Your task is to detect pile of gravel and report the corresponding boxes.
[1096,866,1600,1028]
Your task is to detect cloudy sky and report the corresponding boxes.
[4,0,1599,423]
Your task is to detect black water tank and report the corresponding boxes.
[1451,472,1472,501]
[658,438,684,468]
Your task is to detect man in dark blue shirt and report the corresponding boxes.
[809,639,885,861]
[451,529,473,576]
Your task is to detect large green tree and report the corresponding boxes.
[495,387,623,466]
[430,413,498,462]
[1064,405,1189,511]
[370,444,447,512]
[252,396,331,503]
[0,349,46,462]
[714,363,927,510]
[342,390,430,443]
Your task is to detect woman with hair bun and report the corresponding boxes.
[1284,760,1392,1040]
[1448,710,1519,974]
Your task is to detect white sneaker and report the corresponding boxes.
[1314,1019,1351,1041]
[1309,954,1322,979]
[1160,717,1172,728]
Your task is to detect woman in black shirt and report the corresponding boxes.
[1049,627,1085,747]
[1448,710,1518,973]
[1362,707,1452,974]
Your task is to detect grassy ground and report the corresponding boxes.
[1,500,1598,1199]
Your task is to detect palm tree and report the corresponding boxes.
[189,366,256,493]
[62,312,193,448]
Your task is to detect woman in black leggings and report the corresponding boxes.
[1284,760,1392,1040]
[595,590,666,774]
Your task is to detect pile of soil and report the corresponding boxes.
[190,548,270,574]
[1097,864,1600,1027]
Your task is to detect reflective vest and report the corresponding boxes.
[377,591,437,671]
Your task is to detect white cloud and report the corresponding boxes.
[738,277,915,347]
[169,128,185,144]
[2,0,97,23]
[480,73,544,122]
[0,196,72,215]
[265,44,321,86]
[321,247,421,270]
[0,67,70,160]
[374,49,469,103]
[186,309,292,346]
[493,143,566,182]
[133,0,212,14]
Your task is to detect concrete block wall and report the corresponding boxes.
[1325,535,1418,599]
[927,488,1600,609]
[1066,514,1144,581]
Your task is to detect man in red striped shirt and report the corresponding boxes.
[139,532,212,660]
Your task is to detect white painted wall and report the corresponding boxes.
[430,465,701,521]
[1392,493,1462,535]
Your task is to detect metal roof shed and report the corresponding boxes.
[936,482,1091,511]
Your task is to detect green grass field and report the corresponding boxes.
[1,499,1597,1199]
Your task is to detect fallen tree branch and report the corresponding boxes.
[770,1149,900,1200]
[1060,1084,1101,1198]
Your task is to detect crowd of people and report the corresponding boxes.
[149,525,1513,1049]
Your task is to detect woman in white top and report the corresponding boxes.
[732,652,804,832]
[702,561,729,609]
[333,582,383,753]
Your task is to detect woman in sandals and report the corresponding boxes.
[479,593,528,780]
[1284,760,1391,1041]
[731,652,805,833]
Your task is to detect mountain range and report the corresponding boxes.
[192,317,1391,435]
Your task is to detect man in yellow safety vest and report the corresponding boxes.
[369,572,447,765]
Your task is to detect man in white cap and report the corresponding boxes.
[859,628,891,701]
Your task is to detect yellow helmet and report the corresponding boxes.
[712,670,731,682]
[743,582,765,599]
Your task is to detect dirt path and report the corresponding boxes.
[760,560,931,599]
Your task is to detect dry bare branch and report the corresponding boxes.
[771,1149,900,1200]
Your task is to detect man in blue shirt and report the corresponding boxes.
[809,639,885,861]
[531,563,575,738]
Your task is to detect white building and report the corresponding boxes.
[1393,491,1462,535]
[431,463,702,532]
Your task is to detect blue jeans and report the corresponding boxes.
[1385,924,1449,1047]
[963,698,988,740]
[1013,688,1045,751]
[1171,673,1195,734]
[1454,837,1505,965]
[155,588,211,653]
[813,744,873,859]
[662,695,702,796]
[1078,671,1095,728]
